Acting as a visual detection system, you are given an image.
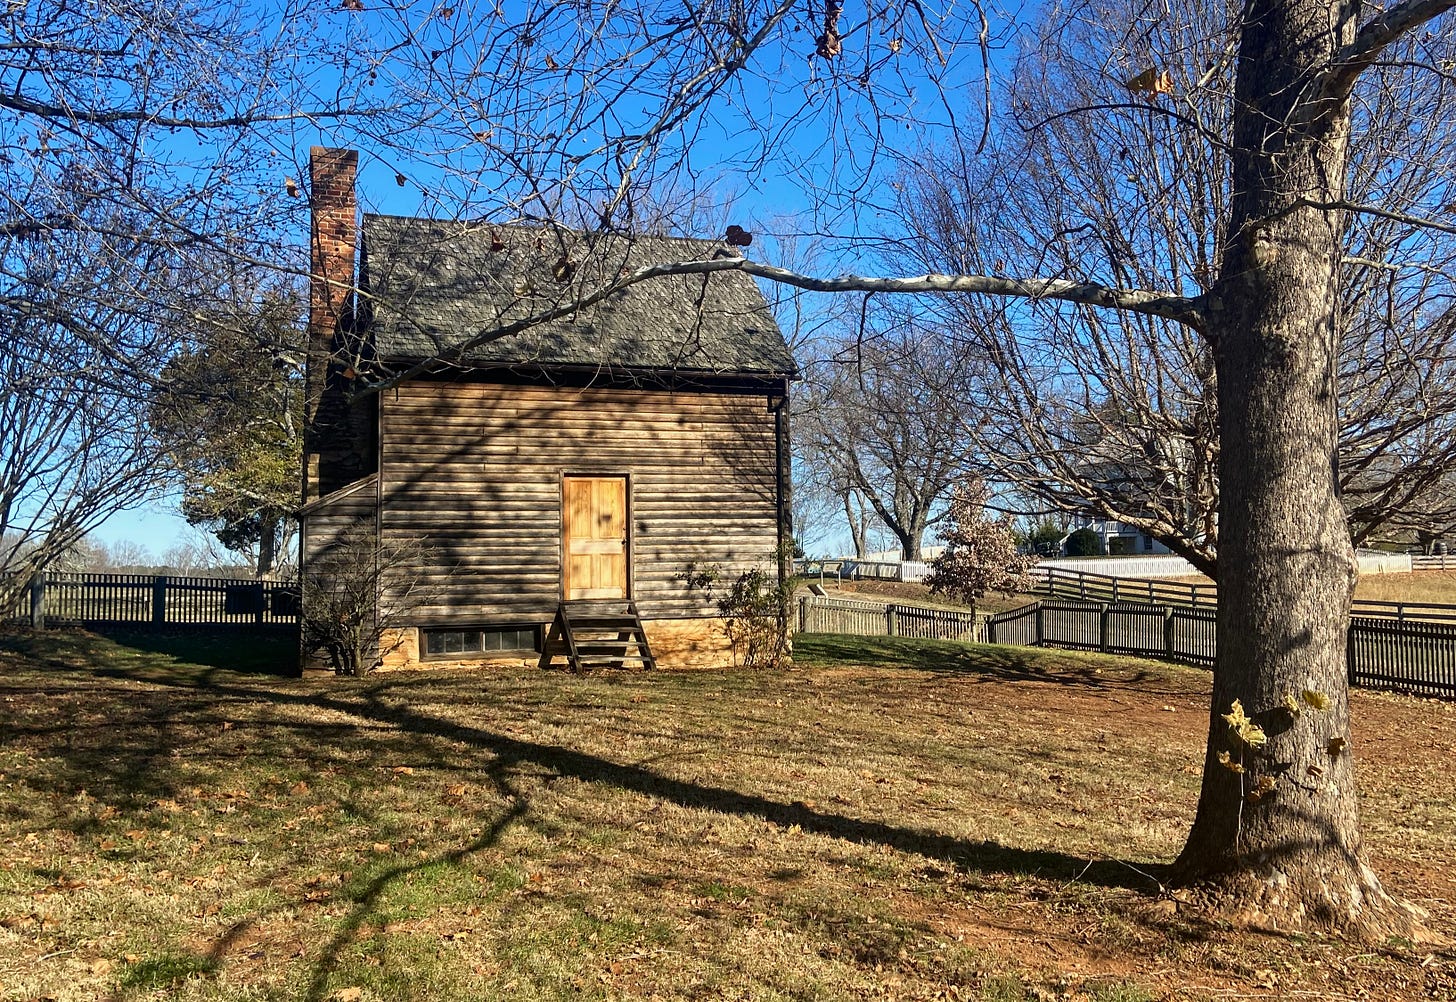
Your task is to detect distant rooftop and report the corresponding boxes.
[358,215,796,376]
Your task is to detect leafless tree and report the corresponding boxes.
[0,2,388,606]
[301,526,431,676]
[892,0,1456,574]
[796,326,981,559]
[326,0,1456,934]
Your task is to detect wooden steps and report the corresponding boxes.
[538,599,657,672]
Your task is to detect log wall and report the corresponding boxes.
[300,474,379,569]
[378,381,783,627]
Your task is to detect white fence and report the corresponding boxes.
[1035,555,1198,578]
[801,548,1442,588]
[794,558,932,584]
[1037,549,1419,580]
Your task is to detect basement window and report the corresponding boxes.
[423,625,540,658]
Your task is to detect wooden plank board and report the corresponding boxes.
[377,382,781,621]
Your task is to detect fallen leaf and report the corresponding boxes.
[372,842,391,853]
[331,989,364,1002]
[391,766,414,776]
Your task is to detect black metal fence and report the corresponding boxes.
[12,572,299,629]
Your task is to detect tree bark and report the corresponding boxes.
[1172,0,1420,937]
[256,517,278,580]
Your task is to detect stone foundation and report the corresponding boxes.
[370,617,740,673]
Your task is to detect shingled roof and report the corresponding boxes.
[358,215,795,376]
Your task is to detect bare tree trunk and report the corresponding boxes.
[256,518,278,580]
[1173,0,1419,936]
[843,492,868,559]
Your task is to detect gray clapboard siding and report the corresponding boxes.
[379,381,780,623]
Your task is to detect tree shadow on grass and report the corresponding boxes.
[344,679,1168,891]
[2,648,1179,997]
[0,625,299,682]
[95,627,300,677]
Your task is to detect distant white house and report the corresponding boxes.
[1065,517,1171,556]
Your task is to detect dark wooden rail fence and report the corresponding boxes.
[1348,617,1456,697]
[1035,565,1456,624]
[986,601,1219,666]
[14,572,299,629]
[802,594,1450,698]
[1034,566,1218,609]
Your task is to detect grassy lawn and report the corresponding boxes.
[1355,570,1456,605]
[1,628,1453,1001]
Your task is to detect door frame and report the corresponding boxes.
[559,473,633,601]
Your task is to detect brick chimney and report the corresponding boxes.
[303,147,362,503]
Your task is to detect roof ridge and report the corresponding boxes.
[361,214,725,247]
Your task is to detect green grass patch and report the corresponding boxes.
[120,951,220,989]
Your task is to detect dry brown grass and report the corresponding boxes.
[817,579,1041,614]
[0,627,1452,1001]
[1129,570,1456,607]
[1355,570,1456,605]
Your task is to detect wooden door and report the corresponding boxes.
[562,476,629,600]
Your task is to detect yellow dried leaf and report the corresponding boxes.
[1282,692,1300,714]
[1301,689,1331,711]
[1221,699,1268,748]
[1216,750,1245,774]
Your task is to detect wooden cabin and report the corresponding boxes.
[300,148,796,671]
